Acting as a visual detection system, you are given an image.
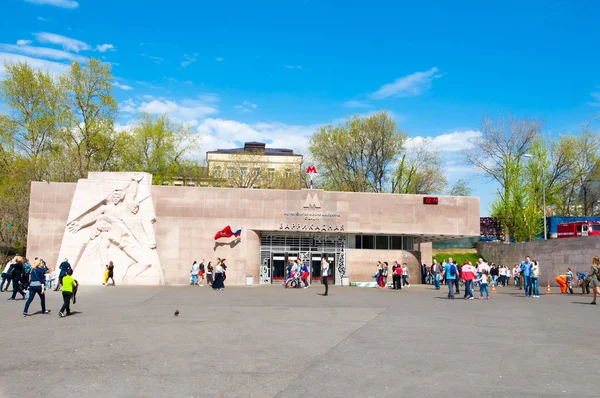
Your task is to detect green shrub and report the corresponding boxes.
[433,252,484,265]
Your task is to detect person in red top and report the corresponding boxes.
[392,261,402,290]
[461,260,476,300]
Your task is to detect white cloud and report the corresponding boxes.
[589,92,600,106]
[120,99,137,113]
[137,99,218,122]
[114,82,133,91]
[405,130,481,152]
[234,100,258,113]
[25,0,79,8]
[0,51,70,78]
[37,16,48,21]
[0,44,85,62]
[285,65,302,69]
[197,93,220,103]
[96,44,115,52]
[140,54,163,63]
[215,57,223,62]
[371,67,441,99]
[196,118,317,155]
[35,32,90,52]
[17,40,32,46]
[343,100,370,108]
[180,53,198,68]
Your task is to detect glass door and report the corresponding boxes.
[272,253,286,282]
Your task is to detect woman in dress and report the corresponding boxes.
[588,256,600,305]
[212,260,224,291]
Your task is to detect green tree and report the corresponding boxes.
[0,62,63,181]
[465,116,542,241]
[391,139,447,194]
[118,113,200,184]
[448,178,472,196]
[57,59,118,180]
[309,111,405,192]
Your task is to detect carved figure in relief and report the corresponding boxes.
[66,173,161,283]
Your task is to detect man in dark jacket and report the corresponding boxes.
[55,258,71,291]
[8,257,26,300]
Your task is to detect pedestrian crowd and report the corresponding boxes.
[421,255,600,304]
[189,258,227,291]
[1,256,78,317]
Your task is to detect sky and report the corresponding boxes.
[1,0,600,216]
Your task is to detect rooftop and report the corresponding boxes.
[207,142,302,157]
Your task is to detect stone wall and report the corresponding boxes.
[477,237,600,286]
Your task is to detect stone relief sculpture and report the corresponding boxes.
[65,173,163,284]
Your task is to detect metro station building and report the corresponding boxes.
[27,172,480,286]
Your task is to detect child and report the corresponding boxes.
[45,269,56,290]
[476,269,490,300]
[59,268,77,317]
[566,268,574,295]
[103,264,109,286]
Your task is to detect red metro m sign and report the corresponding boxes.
[306,166,318,174]
[423,196,439,205]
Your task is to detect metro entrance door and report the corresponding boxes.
[310,253,335,285]
[272,252,298,283]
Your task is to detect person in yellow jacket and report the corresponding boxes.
[59,268,77,317]
[103,264,109,285]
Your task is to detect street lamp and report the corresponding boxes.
[524,154,547,240]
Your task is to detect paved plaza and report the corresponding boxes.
[1,284,599,398]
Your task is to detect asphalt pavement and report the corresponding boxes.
[0,283,598,398]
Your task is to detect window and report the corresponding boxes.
[376,236,389,250]
[226,167,233,179]
[353,235,417,251]
[213,166,222,178]
[355,235,362,249]
[285,169,291,178]
[362,235,374,249]
[253,167,260,176]
[240,167,248,179]
[590,225,600,232]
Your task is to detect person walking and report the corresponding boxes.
[190,261,199,285]
[1,257,16,292]
[461,260,476,300]
[23,259,51,316]
[198,260,205,286]
[55,258,71,291]
[443,259,458,299]
[421,263,427,285]
[58,268,77,317]
[8,256,26,301]
[321,256,329,296]
[449,258,460,294]
[513,264,521,288]
[107,261,115,286]
[301,260,310,288]
[392,262,401,290]
[531,261,540,297]
[206,262,214,286]
[587,256,600,305]
[490,264,499,287]
[476,270,490,300]
[212,261,225,291]
[432,260,442,290]
[520,256,534,297]
[402,263,410,288]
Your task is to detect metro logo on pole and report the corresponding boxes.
[306,166,318,174]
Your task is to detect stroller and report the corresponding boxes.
[284,272,302,288]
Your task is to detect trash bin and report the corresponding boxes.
[246,276,254,286]
[342,276,349,286]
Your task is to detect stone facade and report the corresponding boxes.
[477,238,600,286]
[27,172,480,285]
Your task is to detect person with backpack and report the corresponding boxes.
[443,257,458,299]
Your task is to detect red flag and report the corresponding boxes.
[214,226,234,240]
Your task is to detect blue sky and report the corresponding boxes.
[1,0,600,215]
